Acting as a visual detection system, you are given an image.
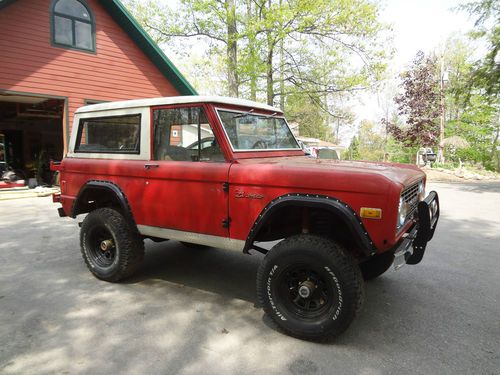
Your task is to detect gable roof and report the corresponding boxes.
[0,0,198,96]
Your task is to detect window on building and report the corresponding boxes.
[51,0,95,52]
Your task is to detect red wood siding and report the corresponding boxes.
[0,0,180,150]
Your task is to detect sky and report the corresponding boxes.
[354,0,478,132]
[381,0,474,67]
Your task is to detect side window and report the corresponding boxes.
[75,114,141,154]
[51,0,95,52]
[153,107,224,162]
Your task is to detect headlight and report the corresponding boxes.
[397,196,408,228]
[418,181,425,201]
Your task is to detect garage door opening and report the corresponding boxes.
[0,94,64,186]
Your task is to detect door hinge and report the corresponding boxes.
[222,217,231,228]
[222,182,229,192]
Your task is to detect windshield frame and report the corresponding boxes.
[215,107,301,152]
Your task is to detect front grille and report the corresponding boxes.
[401,181,420,219]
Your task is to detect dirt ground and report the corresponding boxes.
[424,167,500,183]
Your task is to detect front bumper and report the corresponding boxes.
[393,191,440,268]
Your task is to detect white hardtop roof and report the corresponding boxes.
[76,96,282,114]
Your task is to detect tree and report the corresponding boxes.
[124,0,389,116]
[440,36,498,170]
[125,0,241,96]
[459,0,499,170]
[384,51,441,148]
[459,0,499,98]
[346,136,360,160]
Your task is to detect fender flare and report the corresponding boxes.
[244,193,376,256]
[71,180,135,225]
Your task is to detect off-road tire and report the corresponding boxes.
[359,252,394,281]
[256,234,364,341]
[80,208,144,282]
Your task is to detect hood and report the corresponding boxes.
[230,156,425,194]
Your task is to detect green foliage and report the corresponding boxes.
[385,137,417,164]
[442,33,499,171]
[345,136,360,160]
[345,120,386,161]
[124,0,389,142]
[286,93,330,140]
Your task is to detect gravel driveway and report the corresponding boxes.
[0,182,499,375]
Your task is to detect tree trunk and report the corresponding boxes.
[278,0,285,111]
[226,0,239,97]
[265,0,274,106]
[246,0,257,101]
[266,28,275,106]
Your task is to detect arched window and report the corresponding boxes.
[51,0,95,52]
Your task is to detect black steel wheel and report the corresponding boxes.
[275,265,336,320]
[257,235,364,341]
[80,208,144,282]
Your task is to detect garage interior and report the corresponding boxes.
[0,93,64,185]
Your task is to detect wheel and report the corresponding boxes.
[359,252,394,281]
[256,235,364,341]
[80,208,144,282]
[180,241,210,249]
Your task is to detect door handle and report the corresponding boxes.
[144,163,159,170]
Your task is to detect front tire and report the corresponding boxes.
[256,235,364,341]
[80,208,144,282]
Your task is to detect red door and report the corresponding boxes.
[139,106,229,237]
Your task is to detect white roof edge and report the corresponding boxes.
[76,96,282,114]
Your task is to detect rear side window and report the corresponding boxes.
[75,114,141,154]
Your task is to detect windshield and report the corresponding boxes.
[217,110,300,151]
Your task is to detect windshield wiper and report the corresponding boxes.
[232,109,254,119]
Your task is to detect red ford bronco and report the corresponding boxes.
[51,96,439,340]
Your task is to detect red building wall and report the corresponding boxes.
[0,0,180,149]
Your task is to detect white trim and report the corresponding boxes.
[76,96,282,114]
[137,225,245,252]
[67,107,151,160]
[214,107,301,152]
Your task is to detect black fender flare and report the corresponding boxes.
[244,193,376,256]
[72,180,135,225]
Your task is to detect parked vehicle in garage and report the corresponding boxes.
[51,96,440,340]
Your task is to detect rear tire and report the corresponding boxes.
[256,235,364,341]
[359,252,394,280]
[80,208,144,282]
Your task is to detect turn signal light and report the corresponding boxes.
[360,207,382,219]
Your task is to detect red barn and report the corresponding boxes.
[0,0,196,182]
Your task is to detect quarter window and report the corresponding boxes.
[51,0,95,52]
[75,115,141,154]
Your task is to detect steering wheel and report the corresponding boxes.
[252,140,267,149]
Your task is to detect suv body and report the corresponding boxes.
[52,96,439,340]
